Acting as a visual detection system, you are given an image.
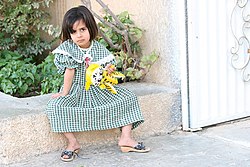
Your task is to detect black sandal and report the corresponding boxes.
[120,142,150,153]
[60,149,79,162]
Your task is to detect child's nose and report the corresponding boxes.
[77,31,82,37]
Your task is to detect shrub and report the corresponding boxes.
[38,53,63,94]
[0,50,40,96]
[0,0,60,97]
[0,0,59,61]
[97,11,159,81]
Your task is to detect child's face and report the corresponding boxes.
[70,19,91,48]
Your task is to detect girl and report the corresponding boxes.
[46,5,150,162]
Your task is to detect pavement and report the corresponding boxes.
[3,118,250,167]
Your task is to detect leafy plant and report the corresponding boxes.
[0,50,40,96]
[38,53,63,94]
[0,0,61,97]
[0,50,62,97]
[97,11,159,81]
[0,0,60,61]
[0,50,22,67]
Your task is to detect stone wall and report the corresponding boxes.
[0,83,181,164]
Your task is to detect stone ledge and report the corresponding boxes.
[0,82,181,164]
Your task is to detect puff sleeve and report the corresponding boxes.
[54,53,79,74]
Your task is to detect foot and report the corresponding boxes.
[118,138,138,148]
[61,142,81,160]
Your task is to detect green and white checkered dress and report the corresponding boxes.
[45,40,144,133]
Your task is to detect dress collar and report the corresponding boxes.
[52,40,95,63]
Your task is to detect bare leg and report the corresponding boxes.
[62,132,81,158]
[118,124,138,147]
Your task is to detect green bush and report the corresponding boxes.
[38,54,63,94]
[0,0,59,60]
[97,11,159,81]
[0,50,63,97]
[0,50,40,96]
[0,0,60,97]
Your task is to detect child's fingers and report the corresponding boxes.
[51,93,61,98]
[105,64,116,74]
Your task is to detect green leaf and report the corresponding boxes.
[19,84,28,95]
[134,70,143,79]
[32,2,40,9]
[129,27,143,40]
[0,62,7,67]
[96,10,159,82]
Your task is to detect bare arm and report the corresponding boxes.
[52,68,75,98]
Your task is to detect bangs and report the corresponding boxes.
[66,17,83,34]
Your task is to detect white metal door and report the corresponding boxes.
[182,0,250,130]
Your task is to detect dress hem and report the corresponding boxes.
[50,120,144,133]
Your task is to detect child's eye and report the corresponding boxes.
[70,30,76,34]
[80,28,86,31]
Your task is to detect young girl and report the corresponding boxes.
[46,5,150,162]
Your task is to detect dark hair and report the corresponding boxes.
[60,6,98,42]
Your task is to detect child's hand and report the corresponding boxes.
[51,92,67,98]
[105,64,116,74]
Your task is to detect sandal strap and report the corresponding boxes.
[61,150,74,158]
[134,142,146,150]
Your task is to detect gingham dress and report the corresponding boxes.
[45,40,144,133]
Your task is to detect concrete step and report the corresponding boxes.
[0,82,181,165]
